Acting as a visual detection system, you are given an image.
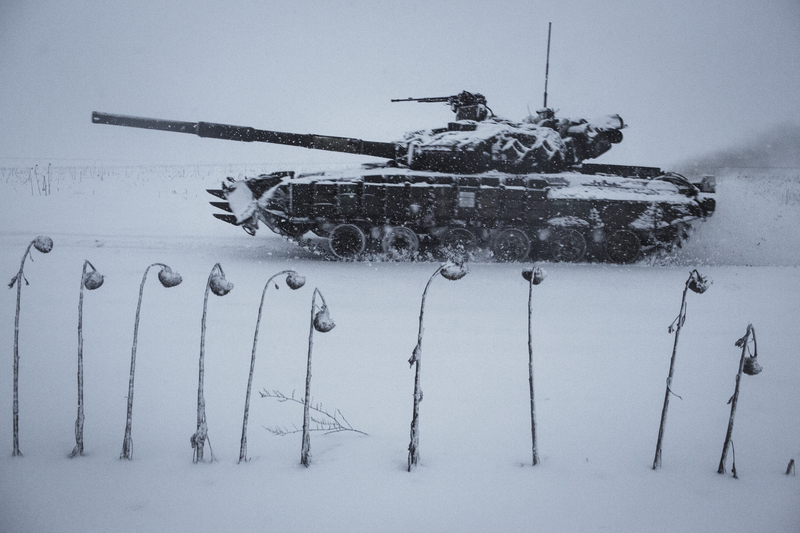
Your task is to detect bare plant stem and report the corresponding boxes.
[192,263,229,463]
[528,276,539,466]
[121,263,168,460]
[301,310,313,467]
[70,261,89,458]
[11,241,35,457]
[653,279,690,470]
[301,289,327,467]
[194,278,212,463]
[239,270,295,464]
[718,324,755,476]
[408,264,444,472]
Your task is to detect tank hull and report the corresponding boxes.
[208,164,715,263]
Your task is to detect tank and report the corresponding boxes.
[91,91,715,263]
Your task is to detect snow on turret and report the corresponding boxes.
[394,93,626,174]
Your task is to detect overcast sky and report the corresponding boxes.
[1,0,799,169]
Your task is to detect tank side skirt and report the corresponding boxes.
[255,172,707,254]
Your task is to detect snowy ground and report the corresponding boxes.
[0,165,798,532]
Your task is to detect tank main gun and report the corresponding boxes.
[91,111,396,159]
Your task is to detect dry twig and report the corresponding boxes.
[260,389,366,437]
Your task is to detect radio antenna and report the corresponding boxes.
[543,22,552,108]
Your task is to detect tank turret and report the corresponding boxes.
[391,91,625,174]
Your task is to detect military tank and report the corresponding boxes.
[91,91,715,263]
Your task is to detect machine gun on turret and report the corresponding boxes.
[392,91,493,122]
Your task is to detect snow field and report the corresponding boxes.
[0,165,798,532]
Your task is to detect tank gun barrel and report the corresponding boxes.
[91,111,396,159]
[390,96,452,103]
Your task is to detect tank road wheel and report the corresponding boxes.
[492,229,531,262]
[438,228,477,262]
[550,229,587,262]
[381,226,419,260]
[605,230,641,264]
[329,224,366,259]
